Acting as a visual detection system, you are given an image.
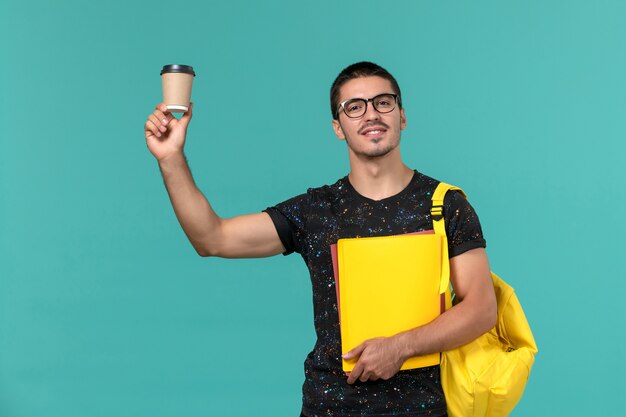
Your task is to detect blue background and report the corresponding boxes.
[1,1,625,416]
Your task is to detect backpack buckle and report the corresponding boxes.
[431,204,444,221]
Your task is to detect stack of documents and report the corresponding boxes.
[332,233,444,371]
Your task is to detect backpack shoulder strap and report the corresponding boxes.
[431,182,466,296]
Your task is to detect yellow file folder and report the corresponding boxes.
[336,233,443,372]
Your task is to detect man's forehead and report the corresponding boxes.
[339,76,394,100]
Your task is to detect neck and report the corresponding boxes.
[347,148,414,201]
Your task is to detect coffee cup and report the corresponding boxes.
[160,64,196,112]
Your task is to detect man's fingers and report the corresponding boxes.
[153,109,172,127]
[179,102,193,128]
[154,103,177,127]
[345,342,367,383]
[343,342,366,360]
[149,115,166,133]
[145,120,161,139]
[347,362,363,384]
[359,371,371,383]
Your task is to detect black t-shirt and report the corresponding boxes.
[264,170,486,417]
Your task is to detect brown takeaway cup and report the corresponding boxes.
[160,64,196,112]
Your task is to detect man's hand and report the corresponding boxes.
[144,102,193,162]
[343,336,406,384]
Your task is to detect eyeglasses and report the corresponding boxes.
[336,93,400,119]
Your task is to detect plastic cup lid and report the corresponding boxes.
[160,64,196,76]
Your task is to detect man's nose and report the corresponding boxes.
[363,101,381,120]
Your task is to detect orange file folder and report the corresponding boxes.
[335,233,443,372]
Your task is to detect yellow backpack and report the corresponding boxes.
[431,183,538,417]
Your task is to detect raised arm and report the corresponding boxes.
[144,103,285,258]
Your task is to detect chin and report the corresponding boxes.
[359,145,396,159]
[346,136,400,159]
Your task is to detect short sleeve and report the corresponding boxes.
[443,190,487,258]
[263,193,310,255]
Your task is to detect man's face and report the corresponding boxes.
[332,76,407,159]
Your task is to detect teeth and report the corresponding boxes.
[366,130,382,135]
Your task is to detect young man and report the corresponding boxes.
[144,62,497,417]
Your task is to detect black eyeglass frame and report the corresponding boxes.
[335,93,401,119]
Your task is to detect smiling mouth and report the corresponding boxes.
[360,125,388,137]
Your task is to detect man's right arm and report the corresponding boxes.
[145,103,285,258]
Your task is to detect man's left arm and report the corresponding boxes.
[344,247,497,384]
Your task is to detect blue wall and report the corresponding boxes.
[1,1,624,415]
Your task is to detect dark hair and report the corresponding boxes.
[330,61,402,119]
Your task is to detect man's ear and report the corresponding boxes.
[332,118,346,140]
[400,108,407,131]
